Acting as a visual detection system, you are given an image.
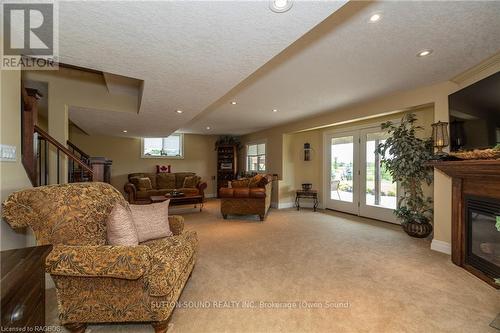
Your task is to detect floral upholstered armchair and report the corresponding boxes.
[1,182,198,333]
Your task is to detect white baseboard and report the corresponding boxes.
[431,239,451,255]
[277,202,324,210]
[278,202,294,209]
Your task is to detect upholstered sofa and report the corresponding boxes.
[219,174,273,221]
[2,182,198,333]
[125,172,207,204]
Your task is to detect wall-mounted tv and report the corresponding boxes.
[448,71,500,152]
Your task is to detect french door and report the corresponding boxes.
[324,127,398,224]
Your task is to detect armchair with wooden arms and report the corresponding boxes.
[1,182,198,333]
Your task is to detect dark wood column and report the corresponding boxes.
[21,87,42,186]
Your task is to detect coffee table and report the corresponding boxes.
[150,194,204,211]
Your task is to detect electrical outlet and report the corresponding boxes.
[0,144,17,162]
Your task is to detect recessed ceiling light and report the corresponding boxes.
[176,110,183,114]
[231,101,237,105]
[369,13,381,22]
[205,126,211,130]
[272,109,278,113]
[122,130,128,133]
[417,49,433,57]
[270,0,293,13]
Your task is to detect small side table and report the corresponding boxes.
[295,190,319,212]
[1,245,52,329]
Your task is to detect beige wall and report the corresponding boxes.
[69,129,218,197]
[23,68,139,183]
[280,107,434,208]
[240,56,499,246]
[0,69,33,250]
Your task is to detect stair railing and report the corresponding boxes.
[66,140,92,183]
[34,125,94,185]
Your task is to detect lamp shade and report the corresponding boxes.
[431,121,449,153]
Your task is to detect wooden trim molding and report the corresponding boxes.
[428,159,500,178]
[451,177,464,266]
[450,52,500,85]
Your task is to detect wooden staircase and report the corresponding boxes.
[22,86,111,186]
[67,140,93,182]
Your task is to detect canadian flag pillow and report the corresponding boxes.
[157,165,171,173]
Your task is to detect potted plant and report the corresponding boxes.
[376,113,434,238]
[214,136,242,151]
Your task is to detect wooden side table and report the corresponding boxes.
[295,190,319,212]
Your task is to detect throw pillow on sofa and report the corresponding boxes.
[231,179,250,188]
[129,176,141,188]
[130,200,173,242]
[175,172,195,188]
[157,164,171,173]
[183,175,201,188]
[249,174,266,187]
[106,203,139,246]
[137,177,153,191]
[157,173,176,189]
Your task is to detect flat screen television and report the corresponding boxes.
[448,71,500,152]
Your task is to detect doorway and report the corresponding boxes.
[324,126,398,224]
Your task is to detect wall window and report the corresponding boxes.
[247,142,266,172]
[142,134,183,158]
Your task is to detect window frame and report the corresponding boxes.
[246,140,267,173]
[141,133,184,159]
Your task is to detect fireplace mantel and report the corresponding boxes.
[429,159,500,288]
[429,159,500,178]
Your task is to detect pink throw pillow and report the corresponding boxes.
[130,200,173,242]
[106,203,139,246]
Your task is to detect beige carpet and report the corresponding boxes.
[47,200,499,333]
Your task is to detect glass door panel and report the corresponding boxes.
[365,133,396,210]
[325,131,359,215]
[324,127,397,223]
[331,136,354,203]
[359,130,398,224]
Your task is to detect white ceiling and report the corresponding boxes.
[61,1,348,137]
[183,1,500,135]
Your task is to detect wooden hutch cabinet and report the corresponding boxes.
[217,144,238,196]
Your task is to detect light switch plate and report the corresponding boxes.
[0,144,17,162]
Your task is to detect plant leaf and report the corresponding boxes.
[496,216,500,232]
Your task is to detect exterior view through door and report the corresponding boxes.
[324,126,398,224]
